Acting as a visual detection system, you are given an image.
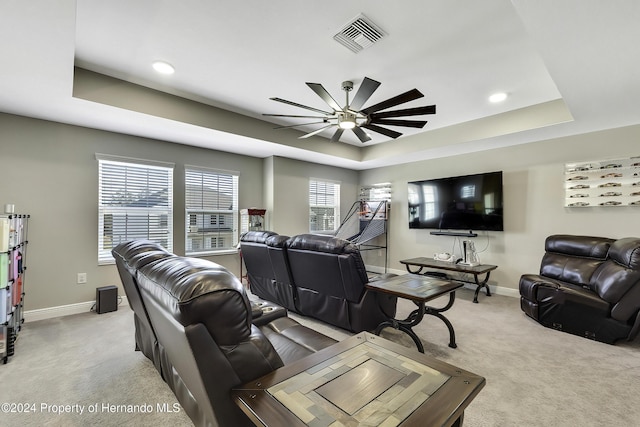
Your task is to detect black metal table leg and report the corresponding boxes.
[472,271,492,303]
[405,265,424,274]
[375,303,426,353]
[373,291,459,352]
[424,291,458,348]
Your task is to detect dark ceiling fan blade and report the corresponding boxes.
[352,126,372,143]
[369,105,436,119]
[330,129,344,142]
[299,124,334,139]
[306,83,343,112]
[270,97,333,115]
[263,114,331,119]
[362,123,403,139]
[274,121,328,130]
[349,77,381,111]
[360,89,424,115]
[368,118,427,128]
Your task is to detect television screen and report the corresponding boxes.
[408,171,504,231]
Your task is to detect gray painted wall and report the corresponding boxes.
[1,113,267,310]
[1,111,639,312]
[268,156,358,236]
[360,125,640,292]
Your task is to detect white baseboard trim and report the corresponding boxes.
[463,282,520,299]
[366,265,519,299]
[24,296,129,322]
[24,266,519,323]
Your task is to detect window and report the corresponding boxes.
[421,184,438,220]
[461,184,476,199]
[185,167,239,255]
[309,179,340,232]
[97,155,174,264]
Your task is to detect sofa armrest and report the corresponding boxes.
[259,317,337,364]
[250,299,288,327]
[519,274,560,301]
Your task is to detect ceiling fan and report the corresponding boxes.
[263,77,436,143]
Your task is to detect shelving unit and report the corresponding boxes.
[564,156,640,207]
[0,214,29,364]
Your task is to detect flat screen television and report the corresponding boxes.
[408,171,504,232]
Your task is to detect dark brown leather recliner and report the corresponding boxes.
[239,231,297,311]
[285,233,397,333]
[519,235,640,344]
[112,241,337,427]
[111,240,175,376]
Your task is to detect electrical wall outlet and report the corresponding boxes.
[77,273,87,284]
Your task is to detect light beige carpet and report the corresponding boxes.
[291,289,640,427]
[1,288,639,426]
[0,306,193,427]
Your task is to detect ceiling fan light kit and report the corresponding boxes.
[264,77,436,143]
[338,113,357,129]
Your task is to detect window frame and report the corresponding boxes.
[309,178,341,234]
[185,166,239,256]
[96,154,174,265]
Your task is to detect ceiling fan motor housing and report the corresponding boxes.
[341,81,354,92]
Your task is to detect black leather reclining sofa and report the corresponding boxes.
[112,240,337,427]
[240,231,397,332]
[519,234,640,344]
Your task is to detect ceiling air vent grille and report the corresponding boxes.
[333,14,386,53]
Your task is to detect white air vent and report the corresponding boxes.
[333,14,386,53]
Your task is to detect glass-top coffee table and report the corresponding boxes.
[233,332,485,427]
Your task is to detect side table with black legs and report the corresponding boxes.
[365,274,463,353]
[400,257,498,303]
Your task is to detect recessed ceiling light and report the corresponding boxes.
[489,92,508,103]
[152,61,175,75]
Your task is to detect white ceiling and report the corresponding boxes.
[2,1,640,170]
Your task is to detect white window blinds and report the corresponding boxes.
[185,168,239,255]
[97,156,174,264]
[309,179,340,232]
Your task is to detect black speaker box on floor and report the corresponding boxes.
[96,285,118,314]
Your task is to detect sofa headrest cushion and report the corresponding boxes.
[590,238,640,302]
[286,234,358,255]
[240,230,278,244]
[112,240,174,272]
[136,256,252,346]
[608,237,640,269]
[545,235,614,259]
[266,235,289,248]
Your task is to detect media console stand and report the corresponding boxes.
[400,257,498,303]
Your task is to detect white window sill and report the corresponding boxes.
[187,248,239,257]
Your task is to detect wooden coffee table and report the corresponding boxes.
[400,258,498,303]
[232,332,485,427]
[366,274,463,352]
